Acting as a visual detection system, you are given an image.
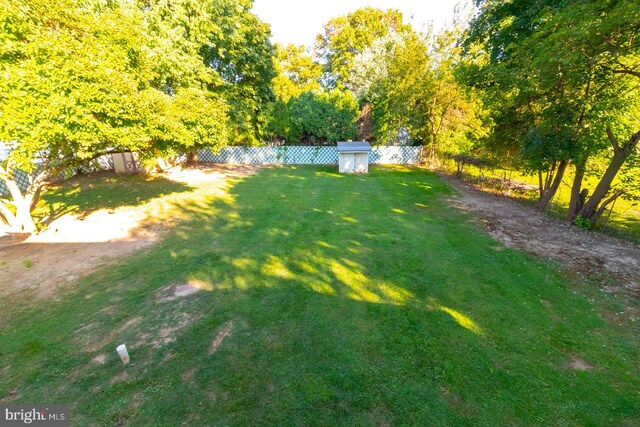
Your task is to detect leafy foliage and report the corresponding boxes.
[0,0,251,170]
[271,44,322,102]
[462,0,640,221]
[200,0,276,145]
[288,91,359,144]
[315,7,407,88]
[0,0,274,230]
[266,43,356,144]
[348,24,486,152]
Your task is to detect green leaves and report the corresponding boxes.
[316,7,407,88]
[272,43,322,102]
[288,90,359,144]
[0,0,279,173]
[0,0,279,229]
[463,0,640,170]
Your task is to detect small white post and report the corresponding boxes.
[116,344,130,365]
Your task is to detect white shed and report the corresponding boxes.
[337,141,371,173]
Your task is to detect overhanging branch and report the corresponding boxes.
[606,126,620,151]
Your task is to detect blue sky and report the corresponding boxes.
[252,0,470,49]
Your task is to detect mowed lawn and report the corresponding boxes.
[1,166,638,426]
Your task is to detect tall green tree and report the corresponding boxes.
[315,7,407,88]
[0,0,157,232]
[349,26,486,154]
[271,44,322,102]
[463,0,640,226]
[0,0,275,232]
[288,90,359,144]
[264,43,322,143]
[200,0,276,145]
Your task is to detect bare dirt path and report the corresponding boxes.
[441,174,640,299]
[0,164,260,299]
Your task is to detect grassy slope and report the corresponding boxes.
[1,166,638,426]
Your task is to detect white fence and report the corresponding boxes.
[1,146,423,196]
[0,155,113,196]
[197,145,423,165]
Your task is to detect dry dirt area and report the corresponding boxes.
[442,174,640,299]
[0,164,260,299]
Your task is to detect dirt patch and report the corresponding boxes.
[206,387,230,403]
[0,164,260,300]
[152,313,194,349]
[0,387,20,404]
[181,368,197,383]
[208,320,234,355]
[110,371,129,385]
[441,174,640,300]
[182,412,202,425]
[91,354,107,365]
[569,355,595,371]
[157,279,213,302]
[439,384,477,416]
[131,391,145,411]
[99,305,119,315]
[174,284,201,297]
[80,316,142,353]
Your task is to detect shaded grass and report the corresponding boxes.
[1,166,638,426]
[33,172,193,223]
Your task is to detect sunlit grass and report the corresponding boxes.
[0,166,638,425]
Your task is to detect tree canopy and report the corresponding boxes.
[271,44,322,102]
[315,7,407,88]
[0,0,272,231]
[462,0,640,224]
[1,1,638,233]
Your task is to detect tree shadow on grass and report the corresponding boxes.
[37,171,194,223]
[1,166,638,426]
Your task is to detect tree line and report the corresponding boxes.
[1,0,638,233]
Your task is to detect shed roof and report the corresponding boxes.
[337,141,371,153]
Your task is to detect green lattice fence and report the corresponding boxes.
[1,147,422,197]
[198,145,422,165]
[0,156,113,196]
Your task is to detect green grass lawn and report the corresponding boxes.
[1,166,638,426]
[33,172,193,224]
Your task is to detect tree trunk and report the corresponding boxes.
[537,160,568,211]
[186,151,199,163]
[544,164,555,192]
[14,194,37,233]
[537,171,544,199]
[0,165,47,233]
[578,128,640,225]
[567,158,587,221]
[0,181,37,233]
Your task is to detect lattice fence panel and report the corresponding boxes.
[198,146,340,164]
[0,169,31,196]
[1,147,422,197]
[370,146,423,164]
[198,145,422,165]
[0,155,114,197]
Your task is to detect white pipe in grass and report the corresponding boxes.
[116,344,130,364]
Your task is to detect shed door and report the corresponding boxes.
[355,153,368,173]
[339,153,356,172]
